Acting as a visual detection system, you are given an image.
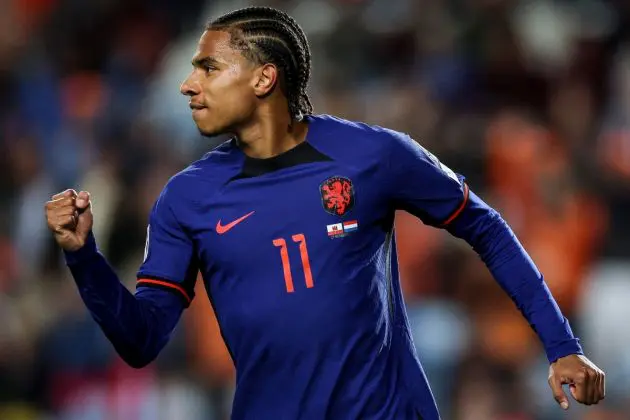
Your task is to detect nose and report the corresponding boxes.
[180,75,199,97]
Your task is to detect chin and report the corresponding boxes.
[197,126,222,138]
[196,118,240,138]
[196,121,227,138]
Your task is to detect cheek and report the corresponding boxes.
[209,76,254,113]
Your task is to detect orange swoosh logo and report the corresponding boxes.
[216,211,255,234]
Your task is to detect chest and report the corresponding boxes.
[190,160,389,281]
[188,160,394,339]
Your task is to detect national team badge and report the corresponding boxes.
[320,176,355,216]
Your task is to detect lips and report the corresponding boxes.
[189,103,207,118]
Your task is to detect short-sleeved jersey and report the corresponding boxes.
[137,115,468,420]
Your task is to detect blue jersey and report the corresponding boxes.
[136,115,469,419]
[65,113,582,420]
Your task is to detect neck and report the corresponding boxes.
[235,109,309,159]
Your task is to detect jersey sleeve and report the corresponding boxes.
[384,131,469,227]
[136,183,198,306]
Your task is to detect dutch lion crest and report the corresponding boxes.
[320,176,355,216]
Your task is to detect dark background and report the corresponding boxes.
[1,0,629,419]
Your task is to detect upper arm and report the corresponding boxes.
[136,182,198,307]
[384,131,469,227]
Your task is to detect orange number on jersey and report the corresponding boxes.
[273,234,314,293]
[272,238,294,293]
[292,234,314,289]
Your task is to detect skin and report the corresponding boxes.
[179,29,309,159]
[44,26,605,412]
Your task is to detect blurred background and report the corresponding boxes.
[1,0,629,419]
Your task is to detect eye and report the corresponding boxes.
[205,65,216,74]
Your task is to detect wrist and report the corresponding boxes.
[546,338,583,364]
[63,231,98,265]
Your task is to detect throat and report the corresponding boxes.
[237,119,310,159]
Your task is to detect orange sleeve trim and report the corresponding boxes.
[441,183,469,226]
[137,278,192,304]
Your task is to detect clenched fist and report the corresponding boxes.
[45,189,93,251]
[548,354,605,410]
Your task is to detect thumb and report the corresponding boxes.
[75,191,93,235]
[76,190,91,210]
[549,374,569,410]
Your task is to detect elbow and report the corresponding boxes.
[450,204,521,266]
[121,350,159,369]
[473,214,521,266]
[448,201,506,247]
[113,342,160,369]
[125,355,155,369]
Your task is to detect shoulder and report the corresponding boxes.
[309,114,405,140]
[157,138,241,207]
[308,114,414,158]
[311,115,456,181]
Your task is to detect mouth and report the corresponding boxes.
[190,103,208,119]
[189,102,207,111]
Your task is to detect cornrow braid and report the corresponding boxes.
[207,7,313,121]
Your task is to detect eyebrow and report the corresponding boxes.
[192,56,221,68]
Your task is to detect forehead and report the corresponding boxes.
[193,30,242,62]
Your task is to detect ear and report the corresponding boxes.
[252,63,278,97]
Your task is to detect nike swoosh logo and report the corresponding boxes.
[216,211,255,234]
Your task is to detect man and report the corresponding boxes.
[45,6,605,420]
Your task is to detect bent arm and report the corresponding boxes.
[446,190,583,363]
[382,130,581,362]
[64,232,185,368]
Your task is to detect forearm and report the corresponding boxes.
[448,191,583,363]
[64,232,184,368]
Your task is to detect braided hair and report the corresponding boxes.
[207,7,313,121]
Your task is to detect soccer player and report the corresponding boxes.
[45,6,605,420]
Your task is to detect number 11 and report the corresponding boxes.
[272,234,314,293]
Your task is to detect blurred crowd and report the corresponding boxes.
[1,0,630,419]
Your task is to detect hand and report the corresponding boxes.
[548,354,605,410]
[45,189,93,252]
